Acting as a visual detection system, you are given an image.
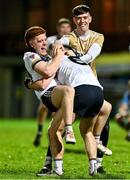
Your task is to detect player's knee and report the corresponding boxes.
[63,86,75,97]
[107,102,112,112]
[79,127,93,140]
[101,101,112,115]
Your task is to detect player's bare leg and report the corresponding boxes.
[94,100,112,172]
[37,109,65,177]
[51,85,76,144]
[47,109,65,176]
[48,112,76,175]
[37,109,64,176]
[79,115,98,176]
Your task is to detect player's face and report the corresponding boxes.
[30,33,47,55]
[57,23,71,36]
[73,12,92,33]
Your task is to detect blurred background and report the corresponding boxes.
[0,0,130,118]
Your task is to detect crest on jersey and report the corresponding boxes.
[29,54,35,60]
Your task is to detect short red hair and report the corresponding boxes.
[24,26,46,48]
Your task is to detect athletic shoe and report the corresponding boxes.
[97,142,112,156]
[33,134,42,146]
[97,166,106,174]
[125,132,130,141]
[65,131,76,144]
[89,162,97,176]
[36,166,52,176]
[53,168,63,176]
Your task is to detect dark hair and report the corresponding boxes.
[72,4,91,16]
[24,26,46,48]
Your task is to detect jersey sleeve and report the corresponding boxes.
[23,52,41,69]
[94,34,104,47]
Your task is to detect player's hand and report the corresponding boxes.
[24,77,32,89]
[52,43,64,57]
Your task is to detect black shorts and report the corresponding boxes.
[74,85,104,118]
[41,85,104,118]
[41,86,57,112]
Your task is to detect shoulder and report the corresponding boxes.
[23,52,41,62]
[68,31,77,38]
[89,30,104,46]
[89,30,104,39]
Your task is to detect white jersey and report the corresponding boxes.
[23,52,57,99]
[47,35,58,48]
[58,56,102,89]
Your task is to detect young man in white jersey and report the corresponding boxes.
[26,42,112,176]
[23,26,76,146]
[33,18,72,147]
[58,4,112,173]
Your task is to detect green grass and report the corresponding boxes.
[0,119,130,179]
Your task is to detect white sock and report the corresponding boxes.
[89,159,97,171]
[44,156,52,167]
[94,135,100,143]
[97,158,103,168]
[90,159,97,166]
[65,125,73,132]
[54,159,63,171]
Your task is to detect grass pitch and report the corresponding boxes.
[0,119,130,179]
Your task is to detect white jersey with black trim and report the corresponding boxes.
[58,55,102,89]
[23,52,57,99]
[47,35,58,48]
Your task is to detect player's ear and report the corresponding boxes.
[29,40,34,48]
[89,15,92,23]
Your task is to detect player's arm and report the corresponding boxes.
[28,78,50,90]
[24,76,54,90]
[68,43,102,65]
[79,43,102,63]
[79,34,104,64]
[68,34,104,65]
[34,44,64,78]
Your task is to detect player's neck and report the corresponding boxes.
[76,28,89,36]
[41,52,48,56]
